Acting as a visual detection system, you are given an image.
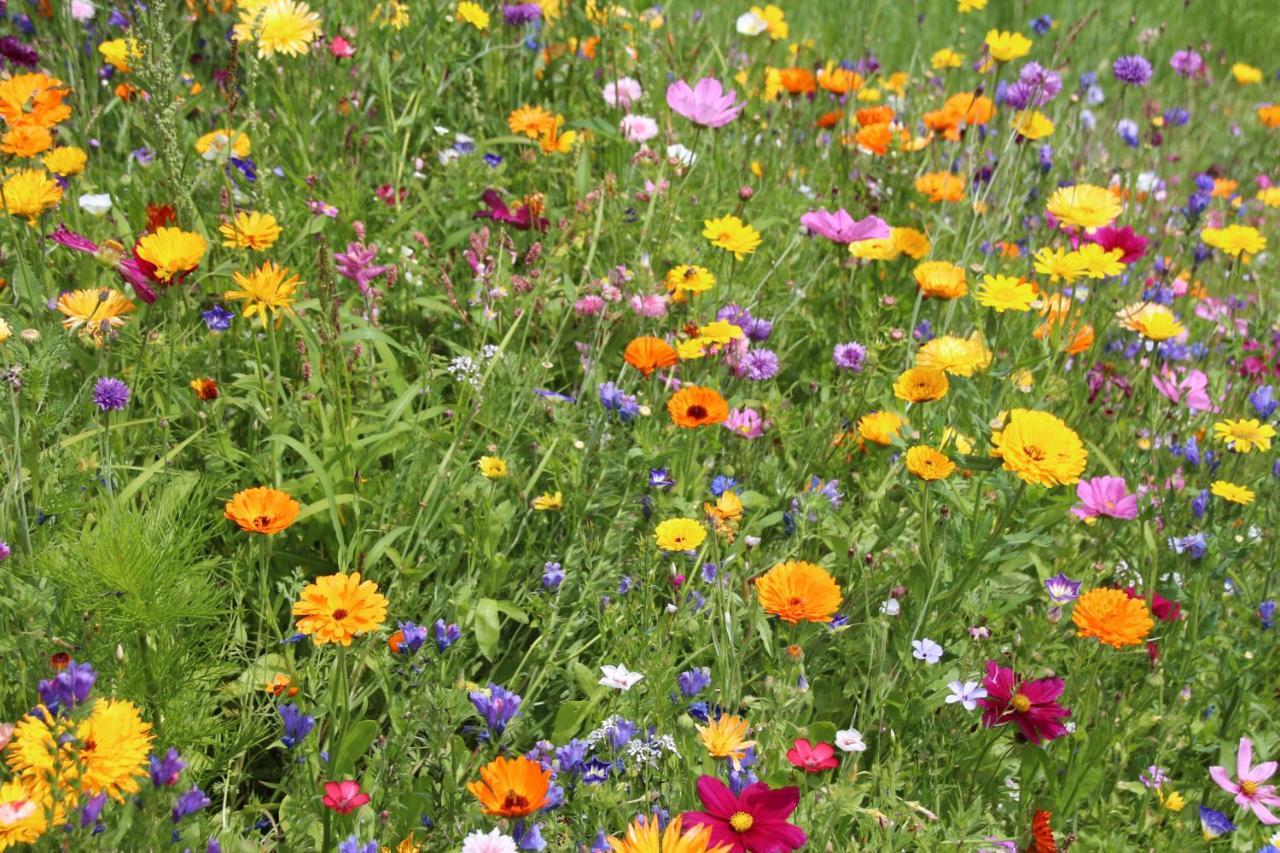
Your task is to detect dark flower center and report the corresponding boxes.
[332,609,349,620]
[687,405,708,419]
[502,792,529,812]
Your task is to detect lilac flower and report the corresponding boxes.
[38,660,96,713]
[737,348,779,381]
[0,541,9,562]
[149,747,186,786]
[542,561,564,590]
[1191,489,1210,519]
[1116,119,1140,147]
[799,208,890,245]
[470,683,522,735]
[1249,385,1277,419]
[279,704,315,749]
[514,821,547,851]
[648,468,675,489]
[92,377,130,412]
[833,342,867,372]
[598,382,639,421]
[678,667,711,697]
[434,619,461,651]
[665,77,744,128]
[1071,476,1139,520]
[724,407,764,439]
[334,242,392,295]
[202,305,234,332]
[1260,601,1276,630]
[392,621,427,655]
[1113,55,1153,86]
[1170,50,1203,77]
[337,836,379,853]
[1029,14,1053,35]
[1005,62,1062,108]
[944,680,987,711]
[1044,572,1082,604]
[1140,765,1170,789]
[1169,533,1207,559]
[555,740,589,774]
[502,3,542,25]
[79,793,108,829]
[911,638,943,664]
[172,786,211,822]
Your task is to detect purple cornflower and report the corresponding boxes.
[502,3,541,24]
[1260,601,1277,630]
[1249,385,1277,419]
[333,242,392,295]
[1113,55,1153,86]
[470,683,522,735]
[92,377,130,412]
[514,821,546,851]
[202,304,234,331]
[1169,533,1207,559]
[1029,14,1053,35]
[38,660,96,713]
[149,747,186,786]
[598,382,639,421]
[433,619,460,651]
[337,836,379,853]
[391,621,427,655]
[79,793,108,829]
[278,703,315,748]
[1044,572,1082,604]
[1005,62,1062,108]
[556,739,589,773]
[542,561,564,590]
[1170,49,1203,77]
[172,786,211,822]
[678,667,711,697]
[1116,119,1140,147]
[833,341,867,372]
[0,35,38,68]
[737,348,779,381]
[648,468,675,490]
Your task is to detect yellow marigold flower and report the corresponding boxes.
[223,261,301,326]
[817,61,861,94]
[931,48,963,70]
[676,338,707,360]
[608,813,730,853]
[508,105,557,139]
[1160,790,1186,813]
[478,456,509,479]
[1,168,62,224]
[1033,246,1088,283]
[664,265,715,297]
[1257,187,1280,208]
[1201,224,1266,258]
[56,288,135,343]
[219,210,282,250]
[702,215,762,260]
[857,410,904,446]
[533,491,563,511]
[914,260,967,299]
[696,714,756,768]
[958,0,987,9]
[985,29,1031,63]
[941,427,974,456]
[654,517,707,552]
[1046,184,1121,230]
[1075,243,1125,278]
[904,446,955,481]
[755,560,842,624]
[1214,419,1276,454]
[1232,63,1263,85]
[916,332,993,377]
[696,320,743,345]
[751,4,788,40]
[370,0,410,29]
[234,0,322,58]
[195,128,251,159]
[1072,588,1154,648]
[0,317,11,344]
[537,116,576,155]
[98,37,142,72]
[1010,109,1054,140]
[292,571,389,646]
[456,0,489,29]
[976,274,1035,312]
[892,226,931,259]
[990,408,1087,487]
[893,367,949,403]
[41,145,87,176]
[1211,480,1254,505]
[0,777,48,849]
[136,227,208,282]
[1116,302,1184,341]
[915,171,965,203]
[9,699,153,803]
[850,236,897,260]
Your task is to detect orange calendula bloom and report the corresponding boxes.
[624,336,678,377]
[1071,588,1154,648]
[914,260,967,299]
[292,572,389,646]
[857,410,903,446]
[696,714,756,768]
[915,171,965,202]
[467,755,551,818]
[755,560,842,624]
[224,486,301,535]
[0,72,73,128]
[990,409,1087,487]
[893,367,949,403]
[508,104,557,138]
[668,386,729,428]
[905,446,955,480]
[1,124,54,158]
[855,105,894,126]
[777,67,816,95]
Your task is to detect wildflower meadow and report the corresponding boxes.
[2,0,1280,850]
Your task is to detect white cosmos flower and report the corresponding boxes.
[78,193,113,217]
[835,728,867,752]
[736,11,767,35]
[598,664,644,691]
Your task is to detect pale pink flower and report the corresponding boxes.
[724,407,764,439]
[603,77,643,109]
[574,295,605,316]
[621,114,659,143]
[1152,367,1216,412]
[665,77,744,128]
[1071,476,1139,520]
[1210,737,1280,824]
[800,208,891,245]
[630,293,669,317]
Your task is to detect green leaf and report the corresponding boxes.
[474,598,501,660]
[552,700,590,743]
[332,719,379,778]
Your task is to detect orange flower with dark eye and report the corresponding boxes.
[224,486,301,535]
[292,572,389,646]
[190,378,219,401]
[667,386,729,428]
[624,336,678,377]
[467,755,551,818]
[755,560,842,624]
[816,109,844,129]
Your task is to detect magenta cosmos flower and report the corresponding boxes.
[666,77,745,128]
[1210,737,1280,824]
[49,225,158,303]
[1152,366,1215,412]
[976,660,1071,745]
[1071,476,1139,520]
[799,208,890,245]
[1084,225,1148,263]
[785,739,838,772]
[682,775,806,853]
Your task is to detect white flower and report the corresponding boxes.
[944,680,987,712]
[460,828,518,853]
[78,193,113,217]
[621,114,658,143]
[666,144,697,167]
[911,638,943,664]
[735,11,767,35]
[603,77,643,109]
[69,0,96,21]
[880,599,900,617]
[599,664,644,691]
[835,728,866,752]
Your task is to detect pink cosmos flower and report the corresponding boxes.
[977,660,1071,745]
[321,780,370,815]
[603,77,643,109]
[799,208,891,245]
[1084,225,1148,263]
[48,224,158,303]
[682,775,806,853]
[621,114,659,143]
[724,407,764,439]
[1071,476,1139,520]
[629,293,668,318]
[785,739,838,772]
[1210,737,1280,824]
[1152,367,1216,412]
[665,77,745,128]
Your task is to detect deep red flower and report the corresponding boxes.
[682,775,806,853]
[976,660,1071,745]
[1027,809,1056,853]
[321,780,370,814]
[472,189,549,232]
[1122,586,1181,622]
[145,203,177,233]
[785,739,838,772]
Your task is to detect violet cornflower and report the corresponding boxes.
[470,683,522,736]
[149,748,186,786]
[1113,55,1153,86]
[92,377,130,412]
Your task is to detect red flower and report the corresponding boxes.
[1122,586,1181,622]
[976,660,1071,745]
[321,780,370,814]
[682,775,806,853]
[785,739,838,772]
[1028,809,1056,853]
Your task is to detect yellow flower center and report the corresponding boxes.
[1011,693,1032,713]
[730,811,754,832]
[1242,780,1258,796]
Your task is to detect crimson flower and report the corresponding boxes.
[682,775,806,853]
[321,780,370,814]
[976,660,1071,745]
[785,739,838,772]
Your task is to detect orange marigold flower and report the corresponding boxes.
[855,105,894,126]
[816,109,844,128]
[777,67,816,95]
[224,486,301,535]
[667,385,729,428]
[292,572,389,646]
[904,446,955,480]
[915,171,965,202]
[1028,810,1056,853]
[854,122,894,155]
[857,410,903,446]
[1071,587,1154,648]
[755,560,842,624]
[893,367,949,403]
[624,336,678,377]
[467,755,551,818]
[943,92,995,125]
[913,260,967,299]
[0,124,53,158]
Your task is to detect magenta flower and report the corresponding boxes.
[1152,366,1216,412]
[333,242,392,295]
[49,224,158,303]
[1084,225,1148,263]
[682,775,806,853]
[976,660,1071,745]
[1071,476,1139,520]
[1210,737,1280,825]
[724,407,764,439]
[665,77,745,128]
[799,208,890,245]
